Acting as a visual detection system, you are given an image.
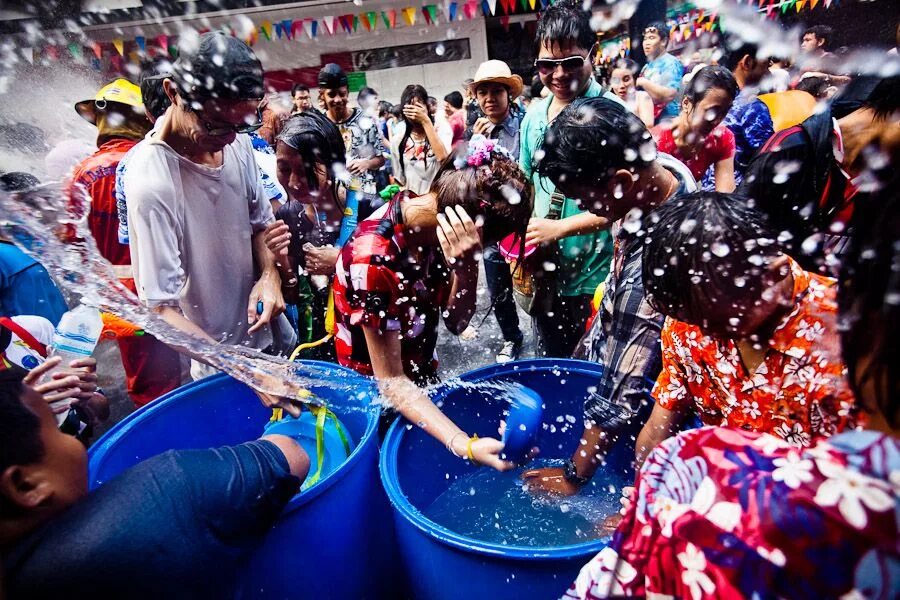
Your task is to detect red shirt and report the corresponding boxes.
[652,124,735,181]
[332,193,451,383]
[68,138,137,271]
[448,110,466,147]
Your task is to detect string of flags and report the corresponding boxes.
[666,8,720,44]
[734,0,839,17]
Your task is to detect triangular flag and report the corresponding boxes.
[274,22,283,39]
[322,16,335,35]
[810,0,819,7]
[303,18,315,38]
[427,5,439,22]
[422,6,432,24]
[339,15,352,33]
[156,34,168,53]
[353,15,360,32]
[362,13,372,31]
[260,21,273,41]
[135,36,146,53]
[402,7,417,26]
[448,2,458,21]
[463,1,478,19]
[312,20,319,37]
[112,39,124,56]
[500,15,510,30]
[90,41,102,60]
[282,19,294,39]
[46,45,60,60]
[366,11,378,30]
[796,0,805,11]
[519,0,528,12]
[486,0,498,16]
[382,11,391,28]
[67,42,83,61]
[21,47,34,64]
[528,0,536,9]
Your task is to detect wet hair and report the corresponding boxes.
[682,65,739,106]
[444,91,464,110]
[839,174,900,427]
[863,75,900,120]
[795,75,833,99]
[277,110,346,192]
[644,21,670,43]
[317,63,348,90]
[357,86,378,105]
[642,191,785,326]
[535,0,596,53]
[719,36,761,72]
[397,84,434,176]
[171,32,264,104]
[0,364,43,475]
[140,74,170,121]
[535,96,655,188]
[291,83,309,96]
[804,25,834,50]
[612,58,640,76]
[0,172,39,192]
[377,100,393,119]
[431,143,533,247]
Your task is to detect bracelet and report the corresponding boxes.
[447,431,467,458]
[466,434,479,462]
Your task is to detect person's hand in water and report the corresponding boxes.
[450,435,514,472]
[302,243,340,276]
[256,390,304,418]
[521,466,582,497]
[436,205,481,271]
[599,486,635,534]
[248,270,286,334]
[264,220,292,260]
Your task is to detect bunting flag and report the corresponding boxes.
[463,1,479,19]
[260,21,273,40]
[46,45,60,60]
[67,42,83,61]
[425,5,439,24]
[486,0,498,16]
[366,11,378,30]
[810,0,819,7]
[321,16,335,35]
[281,19,294,39]
[540,0,549,9]
[500,15,510,30]
[156,34,168,53]
[448,1,458,21]
[274,22,283,39]
[362,13,373,30]
[21,47,34,64]
[339,15,353,33]
[292,20,305,38]
[112,39,124,56]
[519,0,529,12]
[529,0,536,10]
[303,18,316,38]
[402,6,417,25]
[135,36,146,53]
[353,15,360,32]
[91,41,103,59]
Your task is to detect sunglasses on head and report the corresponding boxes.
[534,47,594,75]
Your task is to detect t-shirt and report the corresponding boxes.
[448,110,466,146]
[0,314,53,370]
[651,124,735,182]
[519,79,621,297]
[389,121,454,195]
[332,194,451,384]
[640,53,684,122]
[2,440,299,599]
[336,108,388,197]
[0,242,67,324]
[124,132,276,354]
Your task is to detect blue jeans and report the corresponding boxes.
[483,243,523,345]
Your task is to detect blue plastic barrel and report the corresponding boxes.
[380,359,639,599]
[88,362,397,599]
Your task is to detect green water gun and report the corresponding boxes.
[379,184,401,200]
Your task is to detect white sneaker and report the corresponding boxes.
[496,340,521,364]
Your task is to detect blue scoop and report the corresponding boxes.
[265,409,354,491]
[500,383,544,464]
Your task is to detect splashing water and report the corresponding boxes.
[0,183,369,409]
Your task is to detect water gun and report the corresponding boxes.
[100,312,144,339]
[379,184,400,200]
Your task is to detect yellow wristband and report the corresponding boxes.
[466,434,479,461]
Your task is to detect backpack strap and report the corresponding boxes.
[0,317,48,357]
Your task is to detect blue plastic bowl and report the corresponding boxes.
[89,362,399,599]
[381,359,640,599]
[500,383,544,463]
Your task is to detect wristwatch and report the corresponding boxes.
[563,458,590,487]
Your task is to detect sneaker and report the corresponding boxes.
[496,340,521,364]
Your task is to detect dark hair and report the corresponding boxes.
[682,65,739,105]
[171,32,264,104]
[839,174,900,427]
[795,75,833,99]
[529,77,545,99]
[140,74,170,121]
[390,104,403,119]
[0,365,43,475]
[535,0,596,53]
[357,86,378,104]
[644,21,670,43]
[0,172,39,192]
[642,192,785,327]
[804,25,834,50]
[864,75,900,120]
[317,63,348,90]
[719,36,760,72]
[432,143,533,247]
[397,84,433,176]
[612,58,640,76]
[535,96,655,188]
[444,91,464,110]
[277,110,346,192]
[378,100,393,119]
[291,83,309,96]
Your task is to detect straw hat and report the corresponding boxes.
[75,78,144,125]
[468,60,524,99]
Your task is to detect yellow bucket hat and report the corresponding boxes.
[75,78,144,125]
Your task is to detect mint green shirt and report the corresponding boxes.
[519,80,621,297]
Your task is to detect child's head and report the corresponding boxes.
[276,110,347,205]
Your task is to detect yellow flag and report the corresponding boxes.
[112,39,124,56]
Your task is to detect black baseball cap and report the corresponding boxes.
[171,32,264,104]
[317,63,349,90]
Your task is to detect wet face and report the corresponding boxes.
[801,33,822,53]
[322,86,350,118]
[683,87,734,138]
[275,141,332,208]
[536,41,594,102]
[642,30,667,60]
[293,90,312,112]
[180,96,261,153]
[610,67,635,99]
[556,178,616,219]
[476,83,510,122]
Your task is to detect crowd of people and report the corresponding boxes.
[1,1,898,597]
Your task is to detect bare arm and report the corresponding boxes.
[437,205,482,335]
[714,156,736,193]
[635,403,685,468]
[637,76,678,105]
[422,118,449,163]
[526,211,611,246]
[636,91,655,128]
[247,228,286,334]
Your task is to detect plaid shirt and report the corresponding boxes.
[332,193,451,382]
[576,154,697,429]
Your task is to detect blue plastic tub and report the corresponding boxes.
[89,362,397,599]
[380,359,640,599]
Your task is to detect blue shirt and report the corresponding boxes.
[723,89,774,184]
[640,53,684,122]
[0,242,67,323]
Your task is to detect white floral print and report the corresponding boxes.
[814,459,894,529]
[678,543,716,600]
[772,451,814,489]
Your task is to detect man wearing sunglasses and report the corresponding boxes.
[519,0,624,358]
[123,33,298,413]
